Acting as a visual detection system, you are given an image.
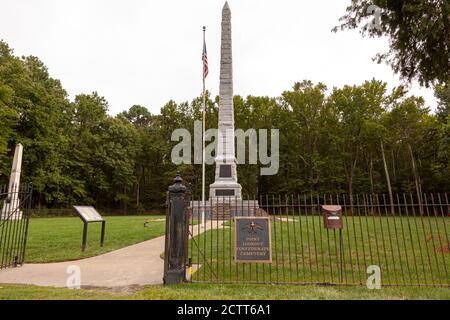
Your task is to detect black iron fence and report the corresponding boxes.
[0,183,33,269]
[187,193,449,287]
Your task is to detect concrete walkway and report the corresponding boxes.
[0,222,222,288]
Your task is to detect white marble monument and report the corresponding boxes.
[209,2,243,201]
[1,144,23,220]
[191,2,260,219]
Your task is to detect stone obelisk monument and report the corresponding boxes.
[1,144,23,220]
[209,2,242,200]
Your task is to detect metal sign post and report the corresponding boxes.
[322,205,344,283]
[73,206,106,252]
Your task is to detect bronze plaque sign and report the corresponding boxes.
[234,217,272,263]
[216,189,235,197]
[219,165,232,178]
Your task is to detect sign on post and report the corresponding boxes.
[73,206,106,252]
[234,217,272,263]
[322,205,343,229]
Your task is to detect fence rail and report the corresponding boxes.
[0,183,33,269]
[187,193,449,287]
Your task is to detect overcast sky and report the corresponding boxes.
[0,0,437,115]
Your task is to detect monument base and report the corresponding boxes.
[190,199,263,220]
[164,268,186,285]
[1,201,23,220]
[0,210,23,221]
[209,181,242,200]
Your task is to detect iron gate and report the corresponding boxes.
[0,183,33,269]
[187,193,449,287]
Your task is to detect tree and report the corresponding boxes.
[118,105,153,127]
[236,94,282,194]
[334,0,450,87]
[96,117,139,211]
[435,83,450,122]
[0,81,17,178]
[383,95,431,212]
[281,81,329,193]
[327,80,387,201]
[0,41,74,205]
[70,93,110,205]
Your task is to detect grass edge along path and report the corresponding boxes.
[0,283,448,300]
[25,216,167,263]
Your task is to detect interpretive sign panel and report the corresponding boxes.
[73,206,104,222]
[73,206,106,252]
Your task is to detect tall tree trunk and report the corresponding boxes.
[124,186,128,215]
[348,175,353,204]
[136,180,140,211]
[381,141,395,214]
[408,143,423,215]
[369,158,374,194]
[347,156,358,204]
[391,149,397,182]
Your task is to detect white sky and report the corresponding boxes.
[0,0,437,115]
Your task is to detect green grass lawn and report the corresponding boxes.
[25,216,166,263]
[190,215,450,286]
[0,283,448,300]
[1,214,448,300]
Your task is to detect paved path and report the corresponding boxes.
[0,222,222,288]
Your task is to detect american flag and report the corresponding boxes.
[202,40,209,79]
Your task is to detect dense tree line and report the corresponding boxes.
[0,41,448,212]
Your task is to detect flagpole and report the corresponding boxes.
[201,26,207,229]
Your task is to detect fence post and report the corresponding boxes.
[163,174,188,285]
